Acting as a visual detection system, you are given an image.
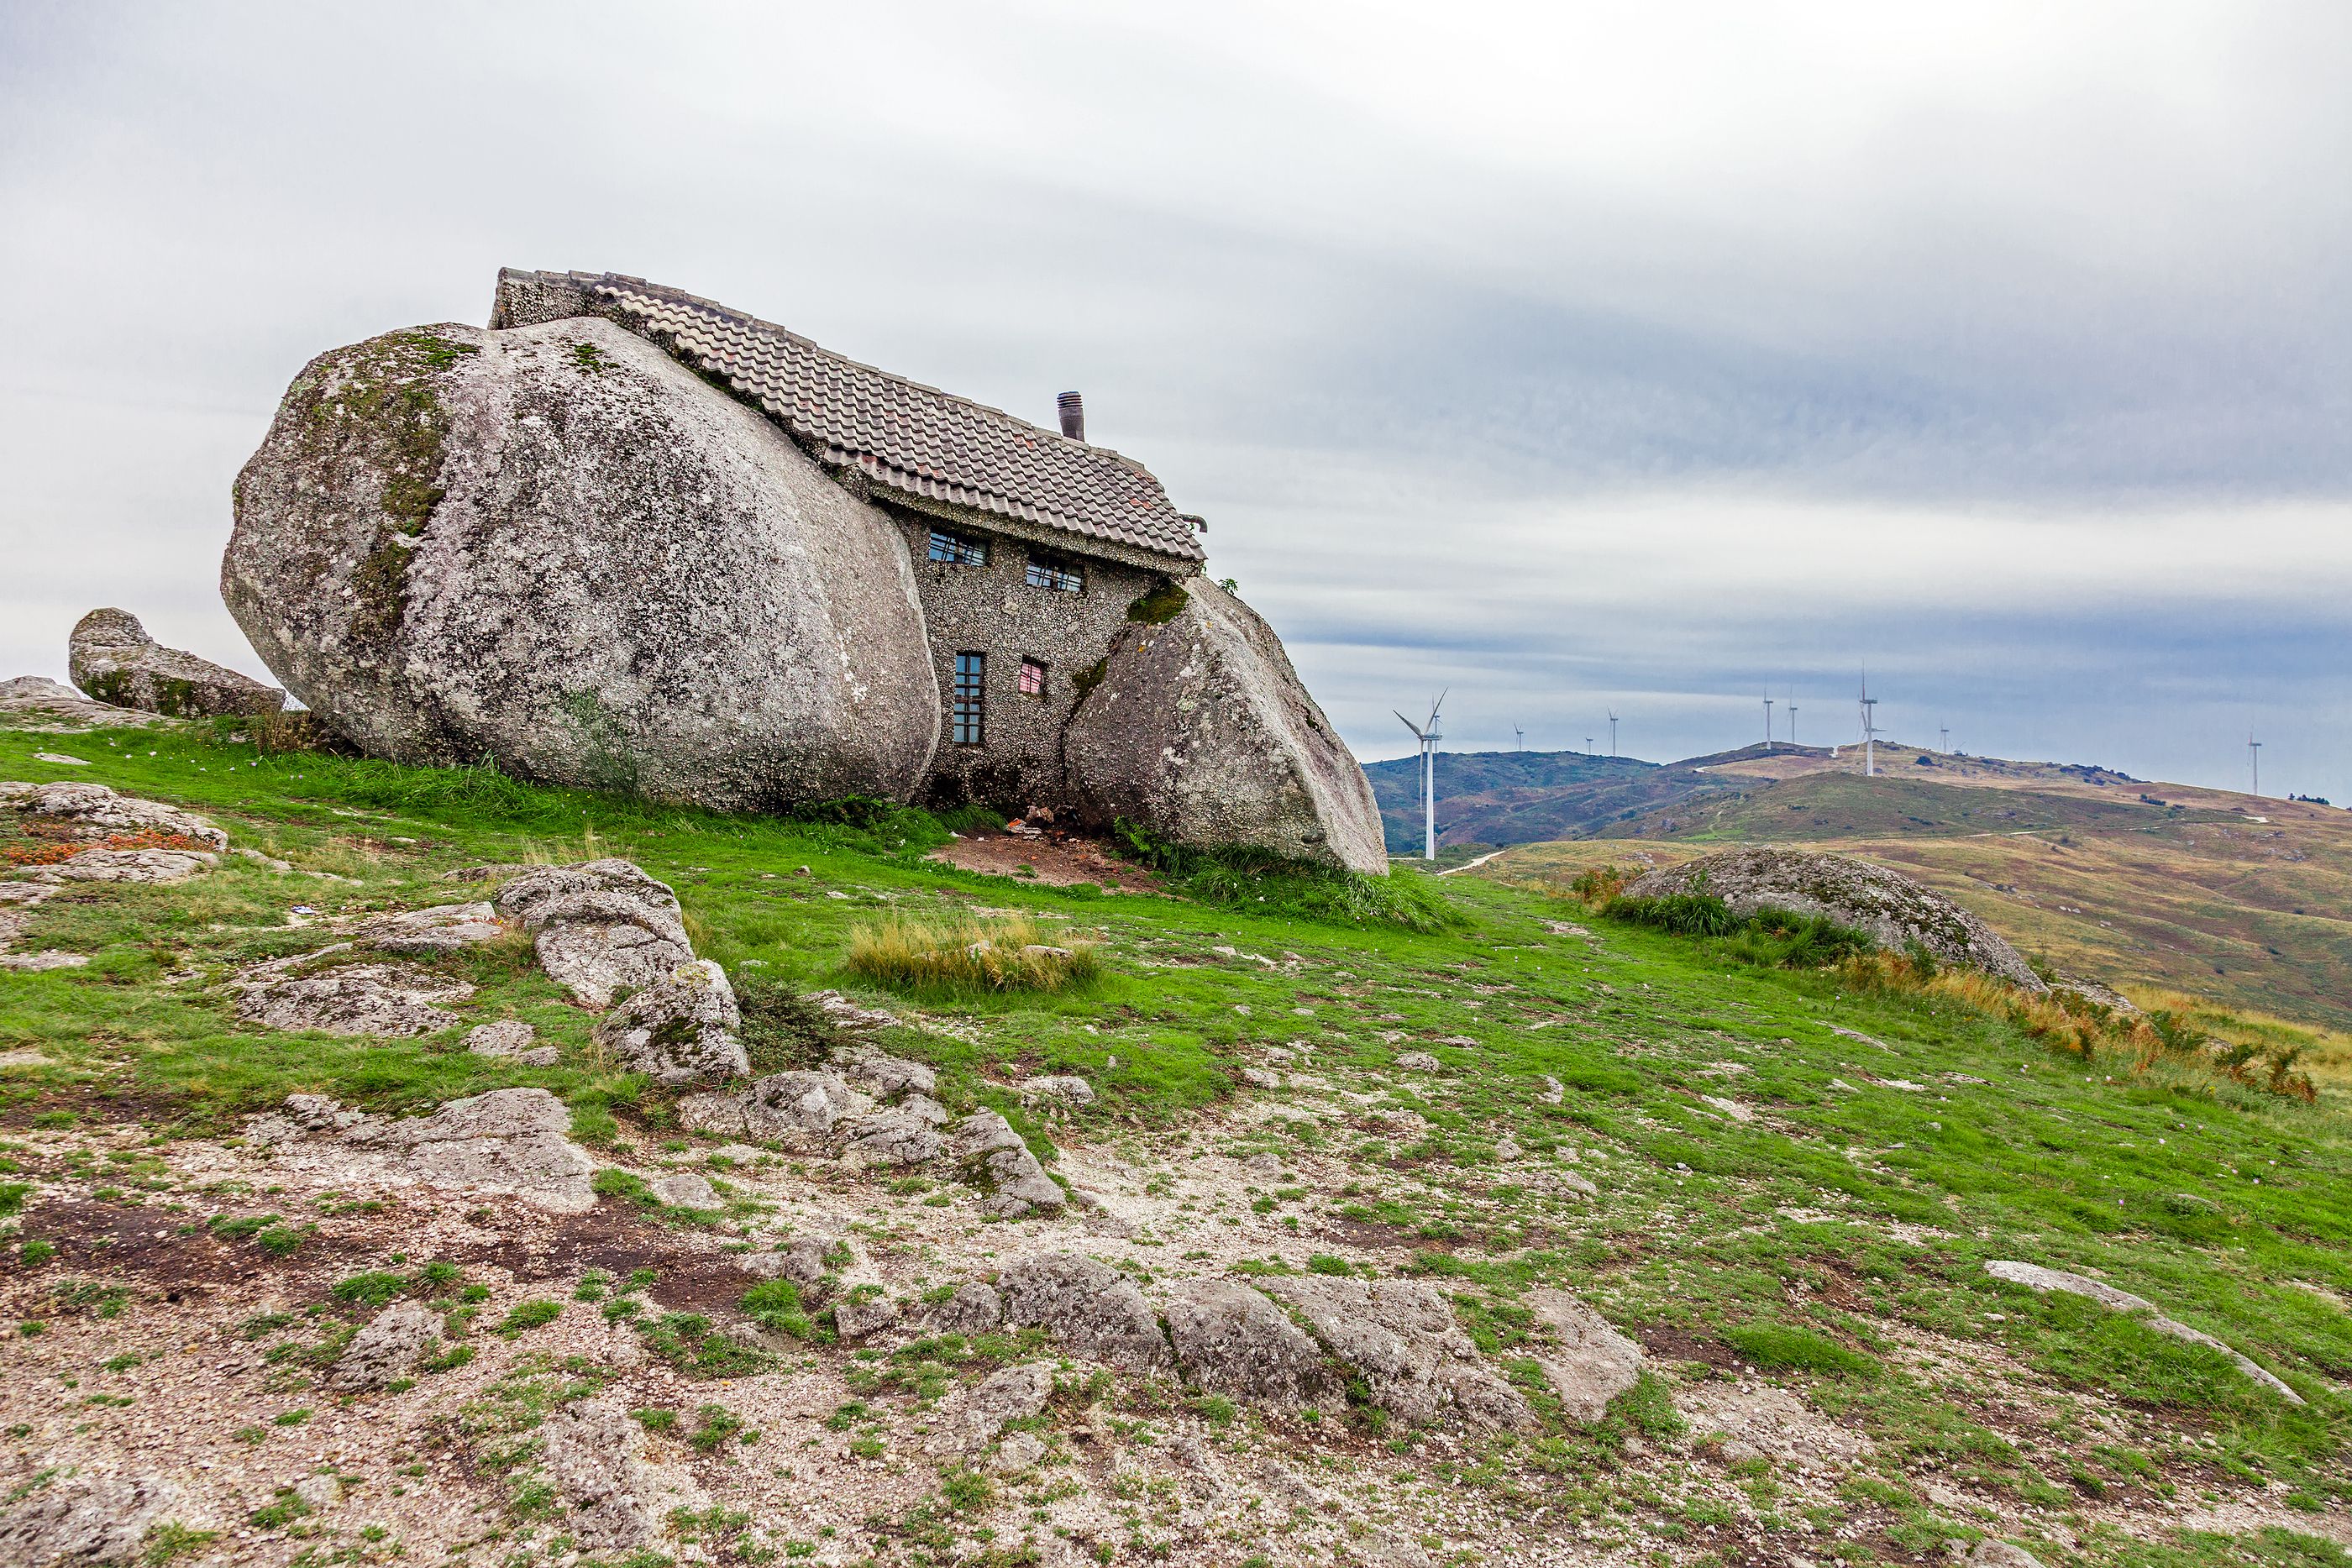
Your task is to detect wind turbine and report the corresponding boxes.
[1787,698,1799,748]
[2249,732,2261,797]
[1940,725,1950,754]
[1606,709,1619,758]
[1514,723,1524,753]
[1585,735,1595,755]
[1763,695,1775,752]
[1858,671,1879,778]
[1393,691,1446,861]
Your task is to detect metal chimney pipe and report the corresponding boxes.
[1057,391,1085,442]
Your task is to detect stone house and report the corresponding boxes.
[491,270,1210,814]
[226,267,1384,871]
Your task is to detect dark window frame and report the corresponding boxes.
[928,529,989,567]
[1018,658,1047,697]
[951,652,985,746]
[1025,551,1084,593]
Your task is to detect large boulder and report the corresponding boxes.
[1063,579,1387,874]
[222,316,938,810]
[1624,847,2046,990]
[494,859,694,1007]
[591,958,748,1084]
[68,606,284,718]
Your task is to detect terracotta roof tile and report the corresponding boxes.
[575,274,1205,564]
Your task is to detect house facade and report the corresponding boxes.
[491,270,1210,814]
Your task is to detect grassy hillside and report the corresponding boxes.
[1487,769,2352,1036]
[3,719,2350,1565]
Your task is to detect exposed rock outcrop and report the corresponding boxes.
[4,780,228,850]
[680,1070,872,1142]
[68,606,284,718]
[1163,1278,1336,1408]
[223,317,939,810]
[999,1254,1172,1372]
[1065,579,1388,873]
[0,1473,176,1565]
[1263,1276,1534,1431]
[591,959,748,1084]
[938,1361,1055,1454]
[1984,1261,2302,1403]
[234,957,475,1037]
[248,1088,596,1212]
[1625,847,2045,990]
[538,1395,660,1550]
[1526,1289,1646,1425]
[0,674,163,729]
[466,1019,555,1065]
[947,1110,1065,1216]
[331,1300,444,1391]
[494,860,695,1007]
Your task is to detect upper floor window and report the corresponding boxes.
[1026,552,1083,593]
[929,529,988,567]
[1018,658,1047,696]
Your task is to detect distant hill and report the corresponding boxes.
[1360,748,1752,852]
[1365,740,2171,852]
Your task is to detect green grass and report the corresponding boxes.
[7,718,2352,1522]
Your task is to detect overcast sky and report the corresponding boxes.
[4,2,2346,797]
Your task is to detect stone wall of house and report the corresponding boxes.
[888,506,1169,813]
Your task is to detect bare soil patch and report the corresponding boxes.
[928,829,1163,892]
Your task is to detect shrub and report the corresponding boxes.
[1111,821,1462,931]
[1566,864,1631,905]
[847,914,1102,999]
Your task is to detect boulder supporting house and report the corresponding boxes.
[223,268,1385,873]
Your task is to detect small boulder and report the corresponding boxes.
[1163,1278,1336,1408]
[990,1430,1048,1473]
[999,1253,1172,1372]
[1965,1543,2050,1568]
[836,1042,936,1099]
[1525,1290,1645,1425]
[1263,1276,1533,1432]
[69,606,284,718]
[834,1292,900,1340]
[941,1361,1054,1453]
[1018,1074,1096,1109]
[0,674,158,728]
[680,1070,871,1142]
[1624,847,2045,991]
[331,1300,443,1391]
[466,1019,558,1066]
[810,990,900,1033]
[592,959,748,1084]
[649,1172,718,1209]
[840,1106,945,1167]
[919,1281,1005,1335]
[1394,1051,1441,1073]
[948,1111,1065,1215]
[494,860,694,1007]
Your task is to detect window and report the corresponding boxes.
[952,653,985,745]
[1018,658,1047,696]
[928,530,988,566]
[1026,552,1083,592]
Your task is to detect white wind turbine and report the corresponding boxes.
[1858,670,1880,777]
[1606,709,1619,758]
[1394,691,1446,862]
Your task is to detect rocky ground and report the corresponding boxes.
[1,742,2347,1568]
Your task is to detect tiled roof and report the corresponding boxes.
[522,271,1205,564]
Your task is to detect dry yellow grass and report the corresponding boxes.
[846,912,1102,997]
